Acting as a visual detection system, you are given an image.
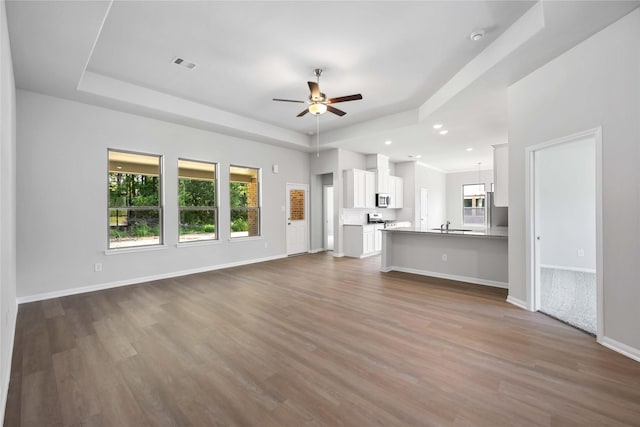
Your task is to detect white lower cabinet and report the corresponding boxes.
[344,225,381,258]
[374,224,384,251]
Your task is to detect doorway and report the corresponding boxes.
[323,185,334,250]
[286,183,309,255]
[527,128,602,337]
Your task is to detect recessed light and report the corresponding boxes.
[439,130,449,135]
[466,147,473,152]
[433,124,443,129]
[415,155,422,159]
[470,30,485,41]
[384,140,392,145]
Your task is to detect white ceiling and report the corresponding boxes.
[6,1,640,172]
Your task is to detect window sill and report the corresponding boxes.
[105,244,168,255]
[176,240,221,248]
[228,236,263,243]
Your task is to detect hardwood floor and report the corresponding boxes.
[5,253,640,426]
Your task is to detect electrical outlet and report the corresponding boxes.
[94,263,102,272]
[442,254,447,262]
[577,249,585,257]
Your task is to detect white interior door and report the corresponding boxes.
[420,188,428,230]
[323,185,334,250]
[286,183,309,255]
[533,135,597,334]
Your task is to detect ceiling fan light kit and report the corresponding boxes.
[273,68,362,117]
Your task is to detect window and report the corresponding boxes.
[463,183,485,225]
[230,165,260,238]
[178,159,217,243]
[108,150,162,249]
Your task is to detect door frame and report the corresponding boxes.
[323,184,334,250]
[524,127,603,341]
[420,188,428,230]
[285,182,310,255]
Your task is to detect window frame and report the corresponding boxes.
[177,158,219,244]
[462,183,486,226]
[107,148,164,250]
[229,164,262,239]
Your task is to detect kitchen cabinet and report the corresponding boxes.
[374,224,384,251]
[493,144,508,207]
[344,169,375,209]
[388,175,404,208]
[344,225,379,258]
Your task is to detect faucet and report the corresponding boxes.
[440,223,445,231]
[446,221,451,231]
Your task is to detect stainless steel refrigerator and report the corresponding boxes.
[485,192,508,227]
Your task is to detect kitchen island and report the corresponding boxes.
[381,227,508,288]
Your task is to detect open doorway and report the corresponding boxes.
[527,128,602,337]
[323,185,334,251]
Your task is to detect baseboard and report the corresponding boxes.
[309,248,324,254]
[506,295,529,310]
[1,300,18,424]
[385,266,508,289]
[16,254,287,304]
[600,336,640,363]
[332,252,344,258]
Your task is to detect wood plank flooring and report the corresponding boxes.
[5,253,640,426]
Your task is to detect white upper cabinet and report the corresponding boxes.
[493,144,508,207]
[344,169,376,209]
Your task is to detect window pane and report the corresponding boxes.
[462,183,486,226]
[109,208,161,248]
[289,189,305,220]
[179,209,217,242]
[178,159,217,243]
[230,165,260,238]
[108,150,162,249]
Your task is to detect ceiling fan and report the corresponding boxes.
[273,69,363,117]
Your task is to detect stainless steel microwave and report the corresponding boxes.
[376,193,391,208]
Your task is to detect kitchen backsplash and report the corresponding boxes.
[342,208,397,225]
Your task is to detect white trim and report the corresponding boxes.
[600,336,640,364]
[332,252,345,258]
[176,239,222,248]
[0,301,18,424]
[539,264,597,274]
[105,244,168,255]
[382,266,508,289]
[506,295,529,310]
[309,248,324,254]
[525,127,603,336]
[228,236,264,243]
[16,254,286,304]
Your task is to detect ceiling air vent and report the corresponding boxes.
[172,57,196,70]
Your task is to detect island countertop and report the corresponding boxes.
[381,226,508,239]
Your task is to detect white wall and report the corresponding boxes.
[445,169,493,227]
[0,0,17,420]
[538,137,596,269]
[508,10,640,352]
[16,90,310,300]
[395,161,446,229]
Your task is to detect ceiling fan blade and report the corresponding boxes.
[273,98,305,103]
[296,109,309,117]
[308,81,321,99]
[328,94,363,104]
[327,105,346,116]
